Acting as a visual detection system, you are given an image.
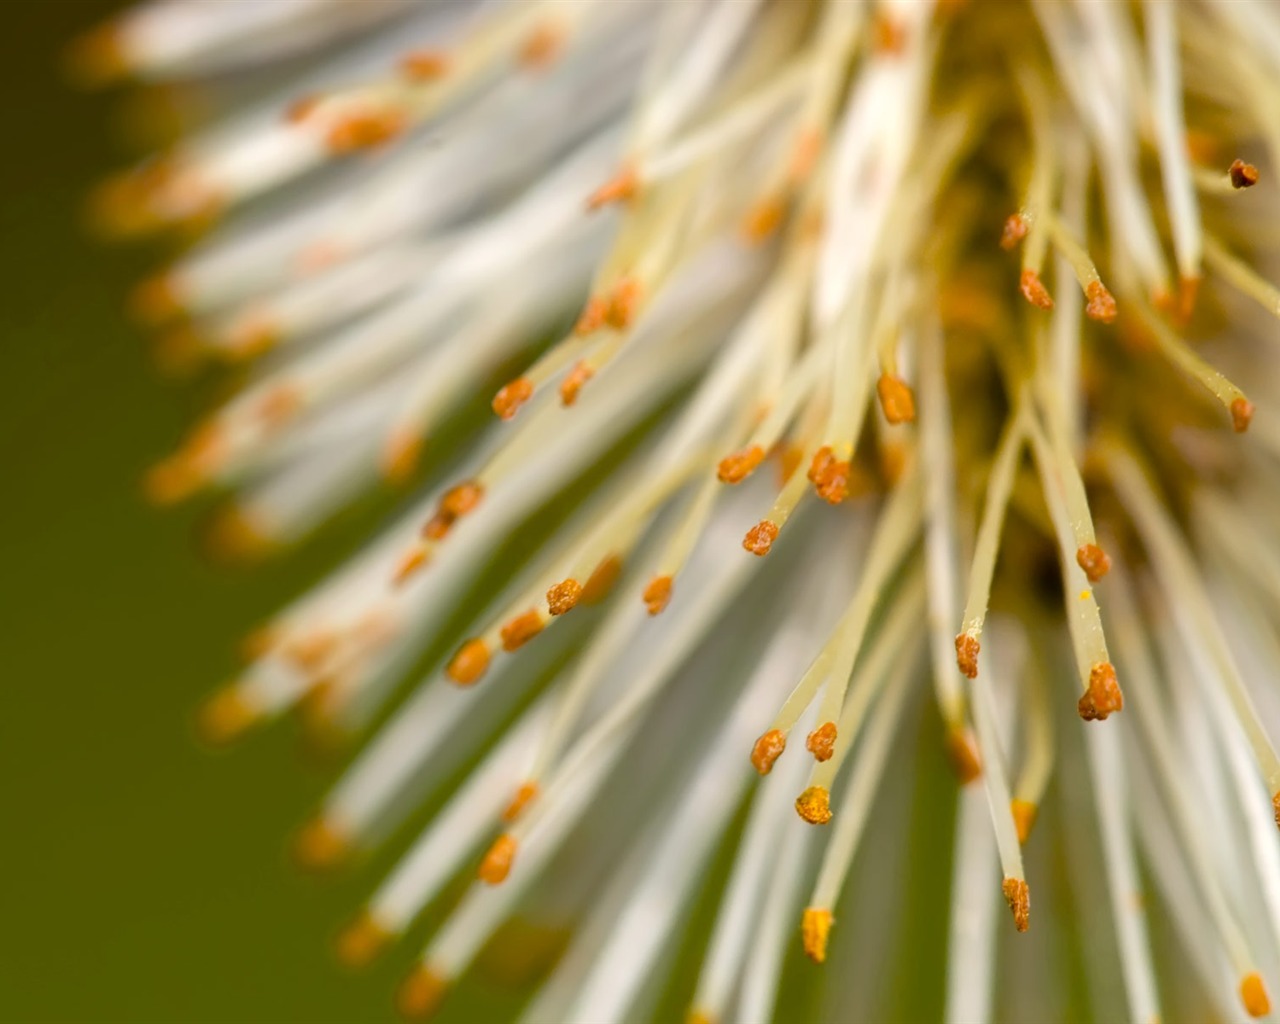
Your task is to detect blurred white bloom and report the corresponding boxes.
[76,0,1280,1020]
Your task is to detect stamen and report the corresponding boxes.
[581,556,623,605]
[1242,974,1271,1018]
[397,964,448,1021]
[795,785,832,825]
[742,520,779,556]
[292,815,352,872]
[196,686,259,746]
[500,611,545,652]
[801,907,833,963]
[806,722,838,762]
[585,166,639,210]
[1002,877,1030,933]
[546,579,583,617]
[751,729,786,775]
[501,782,539,823]
[642,575,673,616]
[446,639,490,686]
[492,378,534,420]
[1076,543,1112,583]
[478,834,518,885]
[1010,800,1037,845]
[876,374,916,425]
[807,446,852,505]
[1020,269,1054,311]
[944,725,983,784]
[1229,159,1260,189]
[335,910,394,969]
[1077,661,1124,721]
[717,445,766,484]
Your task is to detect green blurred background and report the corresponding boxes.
[0,3,417,1020]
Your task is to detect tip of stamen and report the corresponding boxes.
[546,579,583,616]
[423,481,484,540]
[382,432,424,485]
[1019,269,1054,311]
[743,520,780,556]
[1075,543,1112,583]
[446,639,490,686]
[876,374,917,424]
[586,166,639,210]
[502,781,540,823]
[518,22,564,69]
[393,546,430,586]
[642,575,673,616]
[144,455,201,506]
[807,447,850,504]
[478,833,518,885]
[204,504,274,564]
[686,1008,715,1024]
[1078,662,1124,721]
[741,198,786,243]
[399,50,450,82]
[130,272,183,326]
[806,721,838,763]
[196,686,258,747]
[1229,159,1260,189]
[66,24,130,88]
[751,729,786,774]
[1231,397,1255,434]
[1011,799,1038,845]
[293,816,352,872]
[559,361,594,406]
[582,555,623,604]
[335,910,394,969]
[492,378,533,420]
[325,107,407,155]
[954,633,980,679]
[1242,972,1271,1017]
[500,611,544,652]
[944,725,983,784]
[1002,877,1030,932]
[574,296,608,336]
[795,786,833,825]
[1272,791,1280,831]
[1000,213,1028,251]
[717,445,766,484]
[1085,281,1118,323]
[605,278,641,330]
[396,964,448,1021]
[801,907,833,963]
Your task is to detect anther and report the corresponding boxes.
[1077,662,1124,721]
[1229,159,1260,190]
[1019,270,1054,311]
[1241,972,1271,1018]
[742,520,779,556]
[446,639,490,686]
[492,378,533,420]
[293,816,352,872]
[1011,799,1038,844]
[717,445,765,483]
[876,374,917,424]
[478,834,518,884]
[808,447,851,504]
[750,729,786,774]
[954,633,980,679]
[197,687,257,746]
[1075,543,1112,583]
[335,911,393,969]
[1002,877,1030,932]
[383,433,424,485]
[399,50,450,82]
[582,555,622,604]
[546,579,583,616]
[560,362,594,406]
[502,782,539,823]
[944,725,983,784]
[1000,214,1029,251]
[605,277,641,330]
[1084,281,1117,323]
[795,785,833,825]
[806,722,838,762]
[642,576,673,616]
[397,964,448,1021]
[500,611,544,651]
[326,108,407,155]
[801,907,833,963]
[586,166,639,210]
[1231,397,1254,433]
[394,546,429,585]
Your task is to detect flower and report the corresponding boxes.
[75,0,1280,1020]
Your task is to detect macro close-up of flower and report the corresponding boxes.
[8,0,1280,1021]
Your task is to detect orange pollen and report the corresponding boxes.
[1242,973,1271,1018]
[872,12,908,53]
[586,166,639,210]
[197,687,257,747]
[1019,269,1054,310]
[478,834,518,885]
[441,480,483,519]
[1011,799,1038,845]
[1003,877,1030,932]
[383,432,424,485]
[259,385,301,426]
[1078,662,1124,721]
[581,555,622,604]
[605,277,641,330]
[502,782,540,823]
[559,361,594,406]
[1230,158,1260,189]
[446,639,490,686]
[335,911,393,970]
[778,443,805,485]
[1231,397,1255,434]
[546,579,583,616]
[500,611,544,652]
[1176,274,1201,323]
[750,729,786,775]
[1273,791,1280,831]
[286,94,322,124]
[801,907,833,963]
[1084,280,1118,323]
[876,374,917,424]
[717,445,765,484]
[519,22,564,68]
[293,816,351,872]
[1075,543,1112,583]
[396,964,448,1021]
[945,725,983,784]
[326,107,406,155]
[574,295,608,336]
[806,721,838,762]
[742,197,786,243]
[955,633,980,679]
[742,520,780,557]
[130,273,182,326]
[400,50,450,82]
[492,377,533,420]
[788,129,824,182]
[795,785,833,825]
[642,575,673,616]
[808,446,851,504]
[1000,213,1028,251]
[394,546,429,585]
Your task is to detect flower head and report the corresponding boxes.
[79,0,1280,1020]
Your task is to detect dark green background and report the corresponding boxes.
[0,3,415,1020]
